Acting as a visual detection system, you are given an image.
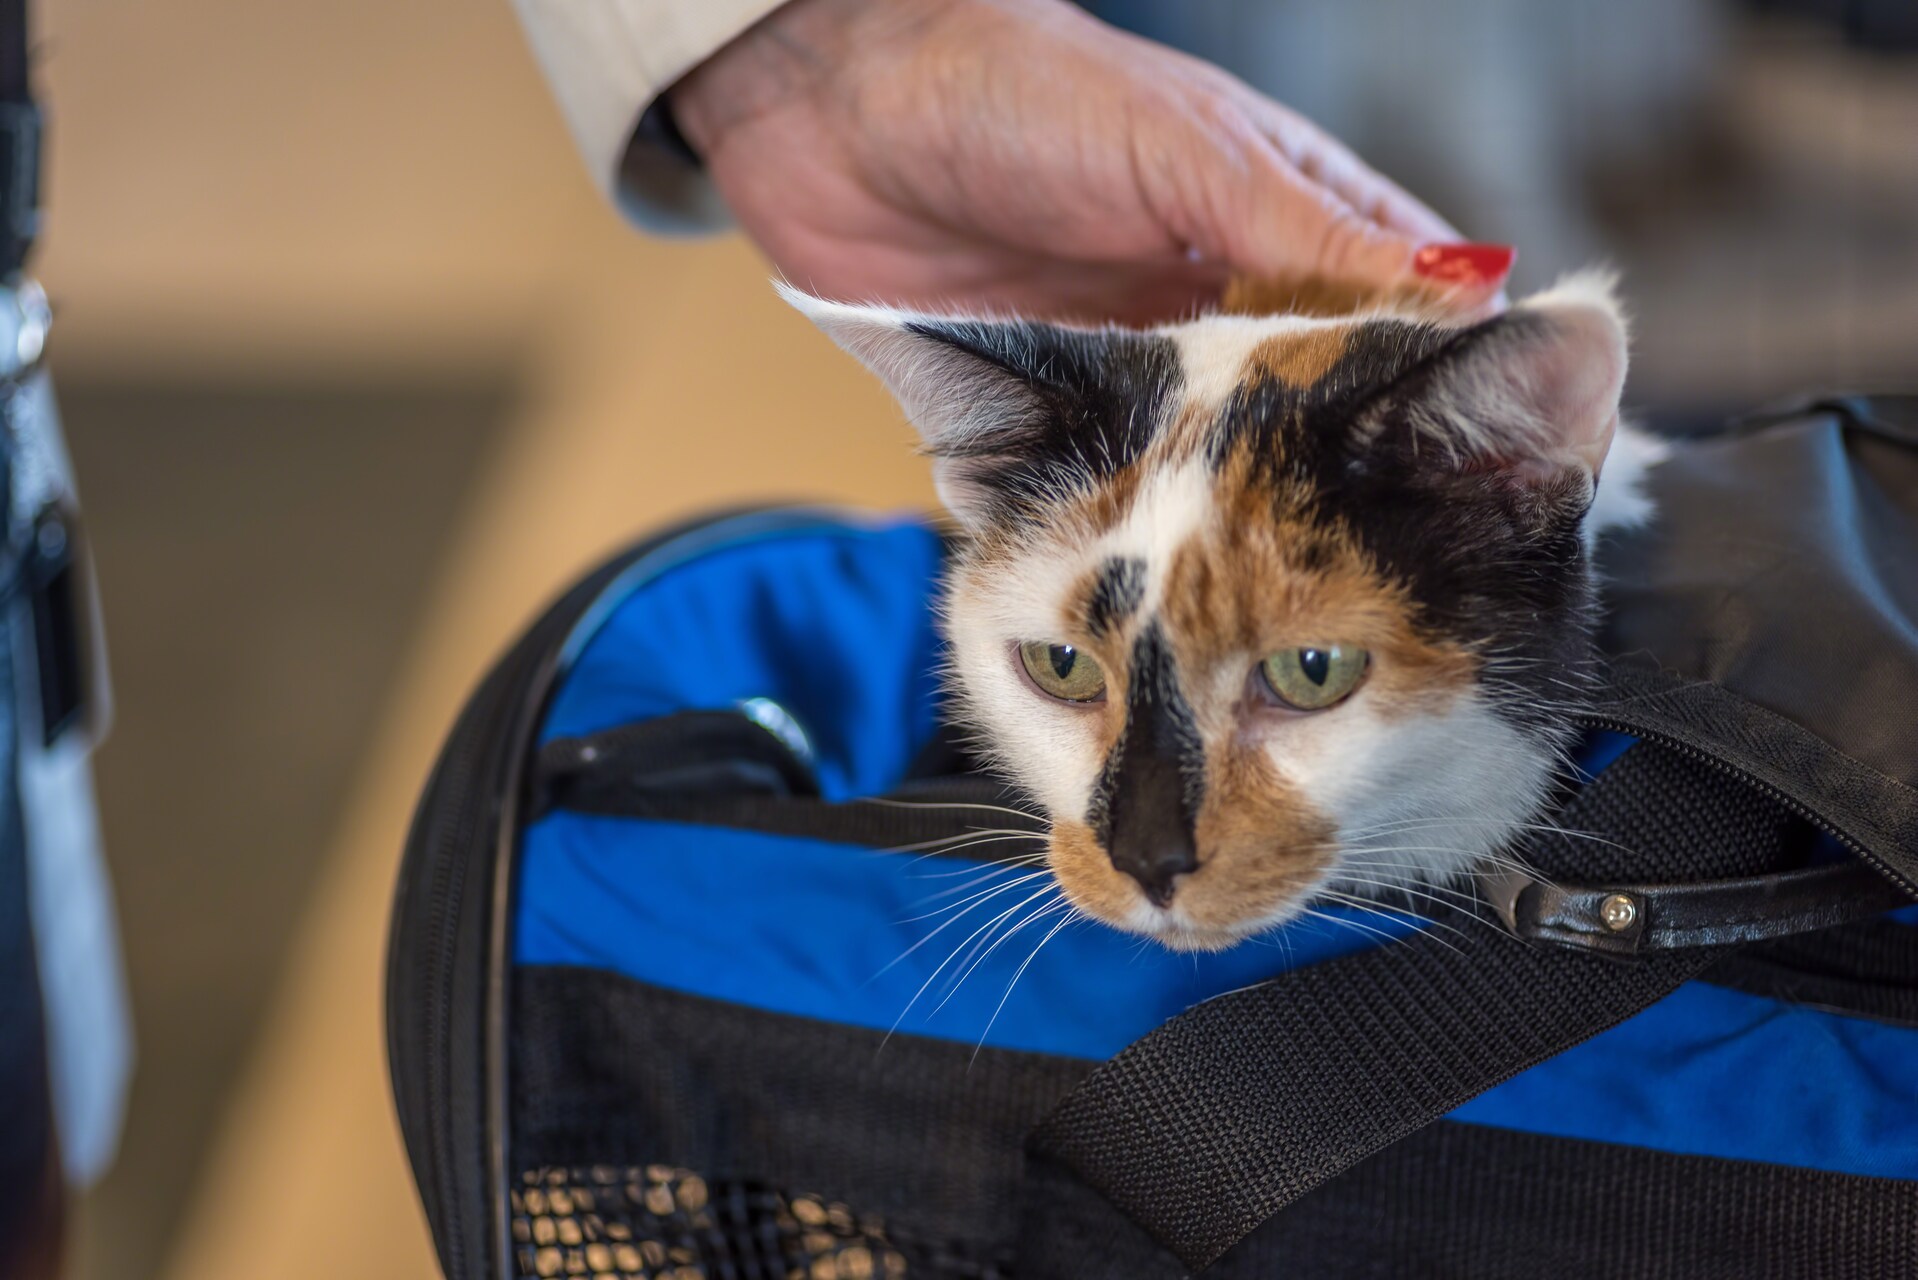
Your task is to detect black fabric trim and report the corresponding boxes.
[1705,916,1918,1027]
[511,967,1918,1279]
[535,757,1045,856]
[1586,659,1918,894]
[1221,1120,1918,1280]
[538,710,825,812]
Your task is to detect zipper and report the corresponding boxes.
[387,507,885,1280]
[393,658,511,1280]
[1572,709,1918,899]
[391,587,587,1280]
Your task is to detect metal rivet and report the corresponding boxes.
[1600,893,1638,932]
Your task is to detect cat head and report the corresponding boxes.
[788,276,1629,950]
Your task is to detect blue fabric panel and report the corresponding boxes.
[516,813,1420,1060]
[542,521,946,801]
[1449,982,1918,1178]
[1572,729,1637,778]
[522,518,1917,1182]
[515,812,1918,1181]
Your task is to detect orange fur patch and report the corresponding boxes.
[1246,325,1353,390]
[1048,819,1154,930]
[1179,746,1338,941]
[1160,444,1476,723]
[1059,459,1145,541]
[1223,273,1451,320]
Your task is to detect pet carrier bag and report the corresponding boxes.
[388,395,1918,1279]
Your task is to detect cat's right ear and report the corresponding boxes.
[780,284,1100,529]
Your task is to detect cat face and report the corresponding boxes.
[790,277,1631,950]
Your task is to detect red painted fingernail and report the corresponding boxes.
[1412,243,1516,286]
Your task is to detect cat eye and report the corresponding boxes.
[1017,641,1107,703]
[1258,645,1368,711]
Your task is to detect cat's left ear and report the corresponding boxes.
[1362,270,1629,484]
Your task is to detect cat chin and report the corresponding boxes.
[1109,893,1318,954]
[1120,911,1273,954]
[1143,919,1288,954]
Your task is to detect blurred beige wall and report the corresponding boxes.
[38,1,932,1276]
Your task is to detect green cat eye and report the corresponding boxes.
[1259,645,1368,711]
[1018,641,1107,703]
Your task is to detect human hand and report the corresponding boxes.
[670,0,1510,324]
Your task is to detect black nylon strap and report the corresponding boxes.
[1028,920,1711,1271]
[1024,744,1833,1272]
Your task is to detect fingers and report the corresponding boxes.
[1280,123,1458,246]
[1193,100,1511,314]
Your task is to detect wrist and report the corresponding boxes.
[668,0,996,159]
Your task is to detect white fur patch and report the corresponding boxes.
[1584,418,1669,546]
[1164,313,1331,416]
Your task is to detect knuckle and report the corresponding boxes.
[1314,202,1375,277]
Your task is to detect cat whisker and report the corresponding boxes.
[893,832,1048,869]
[973,906,1082,1065]
[856,796,1046,823]
[871,879,1062,1036]
[1309,891,1476,957]
[1318,879,1509,943]
[935,892,1068,1017]
[1498,820,1640,855]
[1337,849,1560,893]
[906,859,1050,906]
[896,868,1052,926]
[1314,883,1487,941]
[910,850,1049,879]
[1339,814,1543,840]
[1337,842,1509,860]
[1300,901,1457,956]
[878,883,1062,1053]
[878,825,1046,855]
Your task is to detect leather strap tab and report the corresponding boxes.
[1490,860,1913,958]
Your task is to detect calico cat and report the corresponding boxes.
[787,274,1663,952]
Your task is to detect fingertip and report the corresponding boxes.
[1412,243,1517,288]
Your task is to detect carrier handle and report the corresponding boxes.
[1019,751,1911,1274]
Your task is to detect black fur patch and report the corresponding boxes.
[1207,319,1460,473]
[1084,556,1146,639]
[1088,625,1205,898]
[907,320,1179,525]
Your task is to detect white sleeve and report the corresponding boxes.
[508,0,789,234]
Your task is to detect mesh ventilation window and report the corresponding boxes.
[511,1166,1010,1280]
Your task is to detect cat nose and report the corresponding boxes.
[1110,838,1198,908]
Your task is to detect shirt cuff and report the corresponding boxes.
[510,0,789,235]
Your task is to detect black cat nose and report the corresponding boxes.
[1110,837,1198,908]
[1097,622,1204,909]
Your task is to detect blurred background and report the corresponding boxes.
[31,0,1914,1276]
